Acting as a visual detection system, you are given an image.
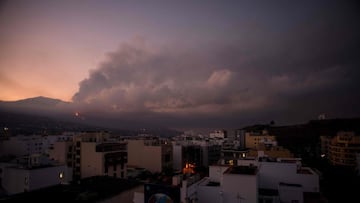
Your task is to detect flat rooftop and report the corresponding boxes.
[224,166,258,175]
[0,176,141,202]
[297,168,314,174]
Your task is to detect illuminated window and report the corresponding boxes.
[59,172,64,179]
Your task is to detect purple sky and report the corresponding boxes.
[1,0,359,128]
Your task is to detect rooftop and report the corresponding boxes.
[0,176,141,202]
[224,166,258,175]
[297,168,314,175]
[279,182,302,188]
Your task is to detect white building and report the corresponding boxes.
[80,142,128,179]
[48,132,127,180]
[197,165,258,203]
[209,130,227,139]
[0,134,74,157]
[0,135,44,156]
[133,156,320,203]
[258,158,319,193]
[0,155,72,195]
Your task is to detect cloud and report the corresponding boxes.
[72,34,360,128]
[206,69,232,87]
[72,1,360,127]
[73,40,257,114]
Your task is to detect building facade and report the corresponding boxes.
[245,130,277,149]
[321,131,360,166]
[49,132,127,180]
[0,156,72,195]
[127,139,172,173]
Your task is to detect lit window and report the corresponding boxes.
[229,160,234,165]
[59,172,64,179]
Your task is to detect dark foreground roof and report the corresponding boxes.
[0,176,141,203]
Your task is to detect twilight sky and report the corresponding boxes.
[1,0,360,128]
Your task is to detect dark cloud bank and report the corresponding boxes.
[72,2,360,129]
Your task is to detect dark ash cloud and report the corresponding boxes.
[72,2,360,128]
[72,40,261,114]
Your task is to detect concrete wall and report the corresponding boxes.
[209,165,229,182]
[259,162,319,192]
[49,141,72,164]
[133,191,145,203]
[197,185,221,203]
[296,167,320,192]
[278,184,304,203]
[0,137,27,156]
[127,140,163,173]
[127,140,144,168]
[2,165,71,195]
[173,144,182,171]
[143,146,162,172]
[81,142,103,178]
[222,173,258,203]
[2,168,28,195]
[259,162,296,190]
[28,165,72,190]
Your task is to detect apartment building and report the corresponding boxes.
[80,142,127,179]
[127,139,172,173]
[0,135,46,157]
[0,134,74,157]
[134,156,320,203]
[321,131,360,166]
[245,130,277,149]
[0,155,72,195]
[49,131,127,180]
[173,143,221,171]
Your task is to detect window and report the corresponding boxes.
[59,172,64,179]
